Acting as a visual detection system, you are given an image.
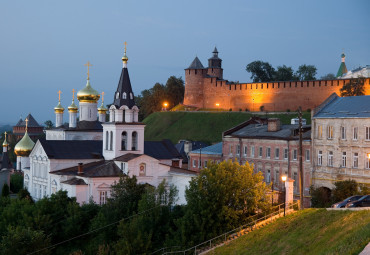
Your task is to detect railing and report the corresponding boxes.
[161,201,299,255]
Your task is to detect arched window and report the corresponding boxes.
[110,131,113,151]
[132,131,138,150]
[123,92,127,99]
[130,93,133,99]
[105,131,109,150]
[121,131,127,150]
[51,180,57,194]
[116,92,120,99]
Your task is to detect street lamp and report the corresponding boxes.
[163,102,168,111]
[281,175,287,216]
[215,103,220,111]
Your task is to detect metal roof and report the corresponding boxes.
[187,57,204,69]
[190,142,223,155]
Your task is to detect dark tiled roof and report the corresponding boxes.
[112,67,136,109]
[51,120,103,132]
[175,140,209,163]
[164,164,198,175]
[14,114,42,127]
[61,178,87,185]
[40,140,103,159]
[223,117,268,136]
[114,153,142,162]
[144,140,182,160]
[0,152,12,169]
[51,160,123,178]
[187,57,204,69]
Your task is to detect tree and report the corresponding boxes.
[274,65,296,81]
[179,160,270,245]
[246,61,276,82]
[339,77,365,97]
[321,73,336,80]
[295,64,317,81]
[1,184,9,197]
[10,173,23,193]
[310,186,332,208]
[332,180,359,203]
[44,120,54,129]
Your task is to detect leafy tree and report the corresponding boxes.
[246,61,276,82]
[310,186,332,208]
[17,188,33,202]
[44,120,54,129]
[165,76,185,109]
[295,64,317,81]
[321,73,336,80]
[274,65,296,81]
[332,180,359,203]
[179,160,270,245]
[340,77,365,97]
[10,173,23,193]
[1,184,9,197]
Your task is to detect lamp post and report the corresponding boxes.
[163,102,168,111]
[282,175,287,216]
[215,103,220,111]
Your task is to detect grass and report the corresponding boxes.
[210,209,370,255]
[143,111,311,144]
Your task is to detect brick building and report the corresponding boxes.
[188,142,222,172]
[184,49,370,112]
[13,114,43,141]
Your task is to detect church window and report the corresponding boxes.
[123,92,127,99]
[130,93,133,99]
[132,132,138,150]
[51,180,57,194]
[24,174,29,190]
[105,131,109,150]
[110,131,113,151]
[116,92,120,99]
[121,131,127,150]
[139,163,146,176]
[99,191,107,205]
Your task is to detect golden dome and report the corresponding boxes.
[14,131,35,157]
[54,101,65,113]
[77,80,100,103]
[98,102,108,113]
[68,100,78,112]
[122,53,128,63]
[2,132,8,147]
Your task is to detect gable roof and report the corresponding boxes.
[187,57,204,69]
[223,116,268,136]
[114,153,143,162]
[39,140,103,159]
[144,139,182,159]
[112,67,136,109]
[51,160,122,178]
[61,178,87,185]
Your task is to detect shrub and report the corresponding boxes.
[10,173,23,193]
[239,108,242,112]
[286,109,291,112]
[245,108,249,112]
[2,183,10,197]
[260,105,265,112]
[229,108,232,112]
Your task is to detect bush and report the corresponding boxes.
[332,180,359,203]
[286,109,291,112]
[260,105,265,112]
[310,186,331,208]
[229,108,232,112]
[306,108,311,112]
[239,108,242,112]
[10,174,23,193]
[1,183,10,197]
[245,108,249,112]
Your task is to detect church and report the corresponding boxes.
[14,44,196,205]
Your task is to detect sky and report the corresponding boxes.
[0,0,369,125]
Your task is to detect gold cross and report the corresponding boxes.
[84,61,93,80]
[4,131,7,140]
[101,91,105,102]
[72,89,76,100]
[58,90,62,102]
[25,118,29,132]
[124,41,127,54]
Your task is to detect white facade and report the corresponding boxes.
[79,102,98,121]
[69,111,77,128]
[55,112,63,127]
[45,130,102,141]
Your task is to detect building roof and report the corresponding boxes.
[39,140,103,159]
[336,62,348,77]
[223,116,268,136]
[190,142,223,155]
[163,164,197,175]
[51,160,123,178]
[313,94,370,118]
[144,139,182,159]
[50,120,103,132]
[111,67,136,109]
[114,153,143,162]
[61,177,88,185]
[187,57,204,69]
[14,114,42,128]
[175,140,208,163]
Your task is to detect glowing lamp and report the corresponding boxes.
[281,175,287,182]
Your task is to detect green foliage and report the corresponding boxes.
[44,120,54,129]
[321,73,336,80]
[1,184,9,197]
[295,64,317,81]
[259,105,265,112]
[246,61,276,82]
[17,188,33,202]
[340,77,365,97]
[275,65,297,81]
[310,186,332,208]
[10,173,23,193]
[179,160,270,245]
[332,180,359,203]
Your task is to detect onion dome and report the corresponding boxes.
[98,102,108,114]
[341,53,345,58]
[54,101,65,113]
[77,79,100,103]
[14,131,35,157]
[2,132,8,148]
[68,100,78,112]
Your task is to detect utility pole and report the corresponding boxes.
[298,107,304,210]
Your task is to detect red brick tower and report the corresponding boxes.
[184,57,207,108]
[207,47,223,79]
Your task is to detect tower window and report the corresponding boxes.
[122,92,127,99]
[116,92,120,99]
[132,131,138,150]
[110,131,113,151]
[121,131,127,150]
[105,131,109,150]
[130,93,133,99]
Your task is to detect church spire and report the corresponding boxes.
[122,41,129,68]
[336,52,348,77]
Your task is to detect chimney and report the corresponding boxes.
[77,163,84,175]
[267,118,281,132]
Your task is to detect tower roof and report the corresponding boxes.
[187,57,205,69]
[213,47,218,54]
[112,67,136,108]
[336,53,348,77]
[14,114,42,127]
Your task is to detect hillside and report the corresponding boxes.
[143,111,311,144]
[211,209,370,255]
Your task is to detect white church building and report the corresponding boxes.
[15,46,196,205]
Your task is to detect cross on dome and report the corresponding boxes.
[84,61,93,80]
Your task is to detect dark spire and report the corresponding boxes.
[213,47,218,55]
[208,47,222,68]
[187,57,205,69]
[112,67,136,109]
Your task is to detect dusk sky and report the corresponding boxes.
[1,0,369,125]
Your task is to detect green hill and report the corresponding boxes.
[211,209,370,255]
[143,111,311,144]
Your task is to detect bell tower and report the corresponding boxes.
[207,47,223,79]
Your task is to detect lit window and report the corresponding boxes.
[328,151,333,167]
[366,154,370,169]
[327,126,334,139]
[318,125,323,139]
[318,151,323,166]
[353,153,359,168]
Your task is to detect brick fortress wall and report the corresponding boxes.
[184,55,370,111]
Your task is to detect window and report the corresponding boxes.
[229,145,233,155]
[204,160,208,168]
[293,172,298,192]
[236,145,240,156]
[266,147,271,158]
[251,146,255,157]
[266,170,271,183]
[366,127,370,140]
[121,131,127,150]
[110,131,113,150]
[353,127,358,140]
[193,159,197,168]
[366,154,370,169]
[328,151,333,167]
[274,170,279,186]
[99,191,108,205]
[130,93,133,99]
[293,149,297,160]
[353,153,359,168]
[327,126,334,139]
[318,151,323,166]
[243,146,247,156]
[132,131,138,150]
[275,148,280,159]
[342,152,347,167]
[122,92,127,99]
[284,149,288,160]
[259,147,263,157]
[341,126,346,140]
[318,125,323,139]
[305,150,310,161]
[115,92,119,99]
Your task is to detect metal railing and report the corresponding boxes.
[161,201,299,255]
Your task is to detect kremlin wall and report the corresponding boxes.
[183,48,370,111]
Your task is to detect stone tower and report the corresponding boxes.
[183,56,207,108]
[207,47,223,79]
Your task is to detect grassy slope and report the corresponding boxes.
[143,112,311,144]
[211,209,370,255]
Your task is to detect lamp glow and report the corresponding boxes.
[281,175,287,182]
